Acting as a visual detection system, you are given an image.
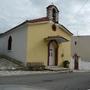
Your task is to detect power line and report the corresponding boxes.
[73,0,88,18]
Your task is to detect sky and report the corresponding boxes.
[0,0,90,35]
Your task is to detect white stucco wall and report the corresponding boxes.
[70,58,74,70]
[0,23,27,64]
[71,36,90,70]
[70,58,90,70]
[72,36,90,62]
[79,59,90,70]
[0,37,4,54]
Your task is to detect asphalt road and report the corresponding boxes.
[0,72,90,90]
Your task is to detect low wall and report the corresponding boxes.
[79,59,90,70]
[70,58,90,70]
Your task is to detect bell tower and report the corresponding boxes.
[47,5,59,23]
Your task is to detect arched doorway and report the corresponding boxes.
[48,40,58,66]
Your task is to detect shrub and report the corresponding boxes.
[63,60,70,68]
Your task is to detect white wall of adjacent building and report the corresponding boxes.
[71,36,90,70]
[72,36,90,62]
[79,59,90,70]
[70,58,90,70]
[0,24,27,64]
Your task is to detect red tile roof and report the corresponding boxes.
[0,17,49,36]
[0,17,73,36]
[29,17,49,23]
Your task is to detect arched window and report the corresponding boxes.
[52,8,56,22]
[8,36,12,50]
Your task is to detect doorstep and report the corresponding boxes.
[45,66,72,71]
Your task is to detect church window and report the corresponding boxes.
[52,8,56,22]
[8,36,12,50]
[52,24,56,31]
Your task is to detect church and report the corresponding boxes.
[0,5,73,67]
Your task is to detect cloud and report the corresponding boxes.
[59,0,90,35]
[0,0,90,35]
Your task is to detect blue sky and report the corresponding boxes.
[0,0,90,35]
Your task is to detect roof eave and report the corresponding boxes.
[59,24,73,36]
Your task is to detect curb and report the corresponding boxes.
[73,70,90,73]
[0,70,72,76]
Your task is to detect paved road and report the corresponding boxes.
[0,72,90,90]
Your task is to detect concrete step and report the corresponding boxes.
[45,66,72,72]
[0,58,25,70]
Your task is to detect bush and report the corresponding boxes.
[63,60,70,68]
